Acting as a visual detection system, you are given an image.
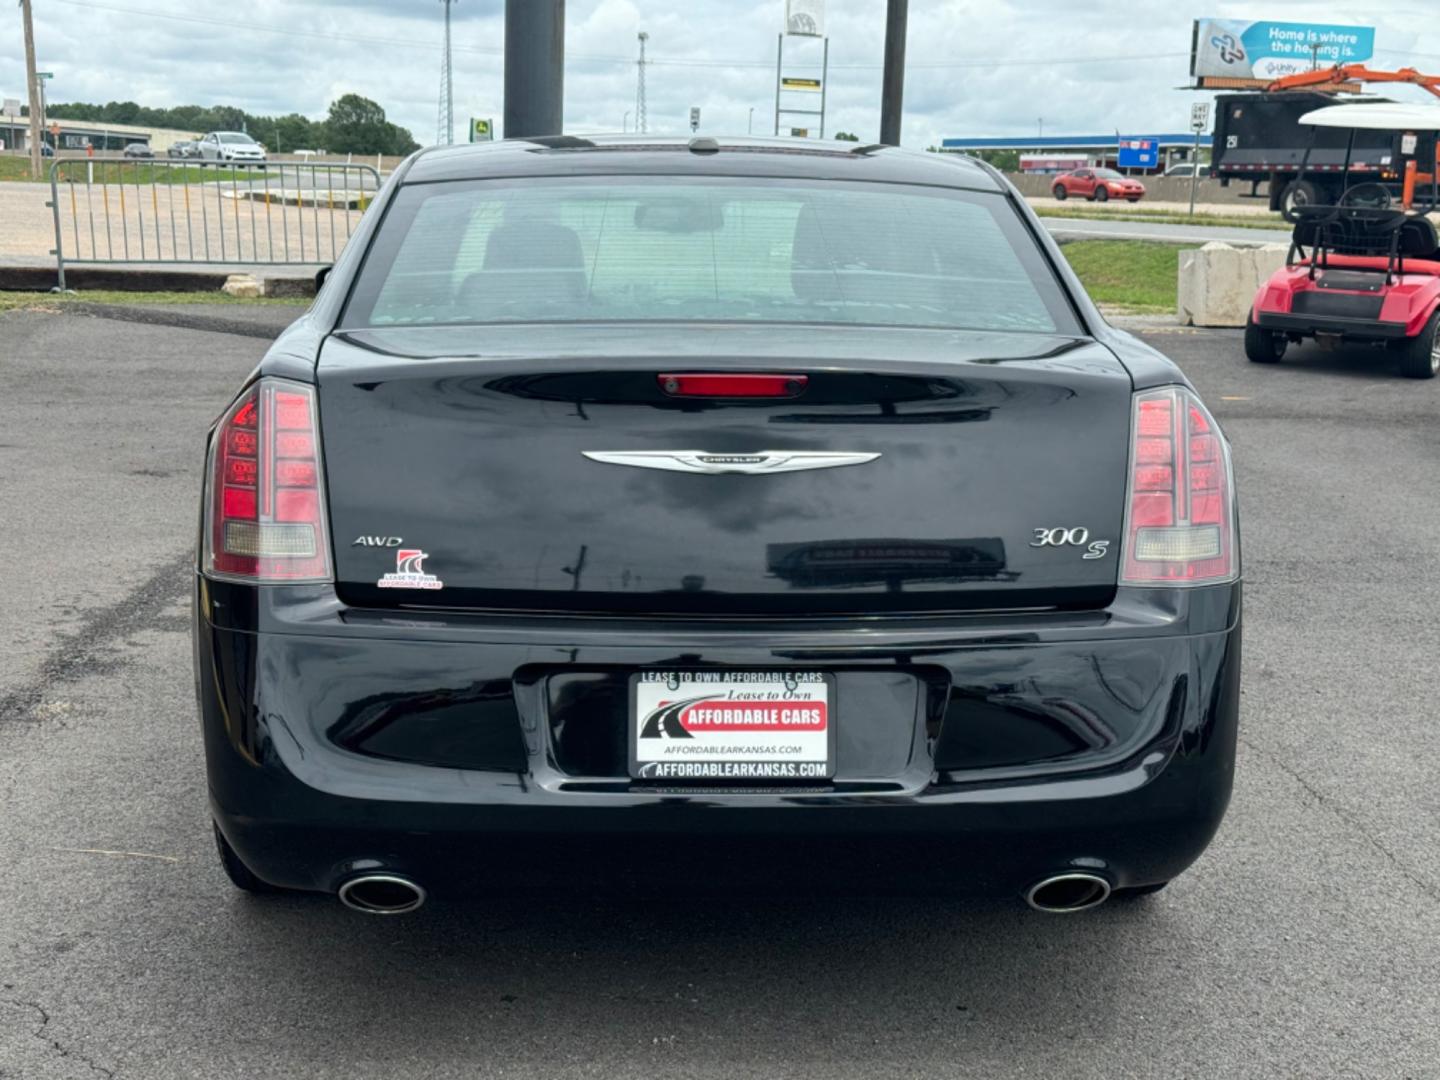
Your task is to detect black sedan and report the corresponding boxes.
[196,135,1241,915]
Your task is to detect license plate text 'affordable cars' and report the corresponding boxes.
[630,671,834,781]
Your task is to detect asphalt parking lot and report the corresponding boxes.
[2,305,1438,1079]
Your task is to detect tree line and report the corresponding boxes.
[37,94,420,156]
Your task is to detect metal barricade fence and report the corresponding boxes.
[48,158,383,290]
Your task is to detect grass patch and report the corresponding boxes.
[2,156,301,185]
[50,161,288,186]
[0,155,45,182]
[1060,240,1197,314]
[1037,205,1285,230]
[0,289,308,312]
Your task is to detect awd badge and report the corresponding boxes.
[376,549,444,591]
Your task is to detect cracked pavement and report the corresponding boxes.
[1,307,1438,1078]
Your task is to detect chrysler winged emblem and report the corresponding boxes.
[582,450,880,475]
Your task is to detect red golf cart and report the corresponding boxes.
[1246,103,1440,378]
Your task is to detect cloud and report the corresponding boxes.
[3,0,1438,149]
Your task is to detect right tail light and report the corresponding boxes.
[1120,386,1238,586]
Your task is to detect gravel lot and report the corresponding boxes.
[1,305,1437,1079]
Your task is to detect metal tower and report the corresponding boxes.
[437,0,457,145]
[635,31,649,134]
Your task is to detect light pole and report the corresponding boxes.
[622,110,630,133]
[1037,117,1044,139]
[21,0,42,177]
[748,107,755,134]
[879,0,908,146]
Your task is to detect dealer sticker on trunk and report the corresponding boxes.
[630,671,834,781]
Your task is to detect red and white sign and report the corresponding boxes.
[631,671,832,780]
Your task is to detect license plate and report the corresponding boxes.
[630,670,835,782]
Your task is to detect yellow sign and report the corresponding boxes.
[781,78,822,91]
[470,118,494,143]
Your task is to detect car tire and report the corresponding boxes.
[1396,309,1440,380]
[1095,186,1109,203]
[1281,178,1320,222]
[1053,185,1067,201]
[1244,313,1287,363]
[213,822,284,894]
[1126,197,1141,203]
[1112,881,1169,900]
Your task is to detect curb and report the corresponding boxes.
[0,264,318,296]
[59,302,288,340]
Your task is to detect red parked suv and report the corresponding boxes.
[1052,168,1146,203]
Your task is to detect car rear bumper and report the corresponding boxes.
[197,579,1242,898]
[1256,311,1409,340]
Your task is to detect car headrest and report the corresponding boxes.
[1398,216,1440,259]
[482,221,586,271]
[456,221,589,316]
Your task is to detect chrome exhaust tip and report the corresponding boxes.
[337,873,427,915]
[1025,873,1112,913]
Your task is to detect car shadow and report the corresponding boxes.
[212,881,1188,1065]
[1264,340,1409,380]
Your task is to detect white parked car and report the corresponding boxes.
[198,131,267,163]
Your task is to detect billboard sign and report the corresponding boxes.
[1117,137,1159,170]
[785,0,823,37]
[1191,19,1374,81]
[469,118,493,143]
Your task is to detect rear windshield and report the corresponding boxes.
[342,176,1078,334]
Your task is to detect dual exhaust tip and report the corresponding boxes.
[1024,872,1112,913]
[336,870,1113,915]
[337,873,426,915]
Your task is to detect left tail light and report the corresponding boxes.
[202,377,333,583]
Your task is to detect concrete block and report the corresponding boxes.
[221,274,263,299]
[1177,242,1288,327]
[257,275,316,299]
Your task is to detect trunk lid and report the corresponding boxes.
[318,324,1133,614]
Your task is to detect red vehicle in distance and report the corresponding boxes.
[1051,167,1146,203]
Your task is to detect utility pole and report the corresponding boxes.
[21,0,43,178]
[437,0,457,145]
[635,31,648,134]
[879,0,908,146]
[503,0,564,138]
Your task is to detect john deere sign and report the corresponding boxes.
[469,118,494,143]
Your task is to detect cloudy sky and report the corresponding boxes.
[6,0,1440,148]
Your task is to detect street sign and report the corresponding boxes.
[49,123,59,138]
[790,127,810,138]
[781,77,822,91]
[36,71,53,79]
[469,118,493,142]
[1118,137,1159,170]
[689,106,700,133]
[1187,105,1210,217]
